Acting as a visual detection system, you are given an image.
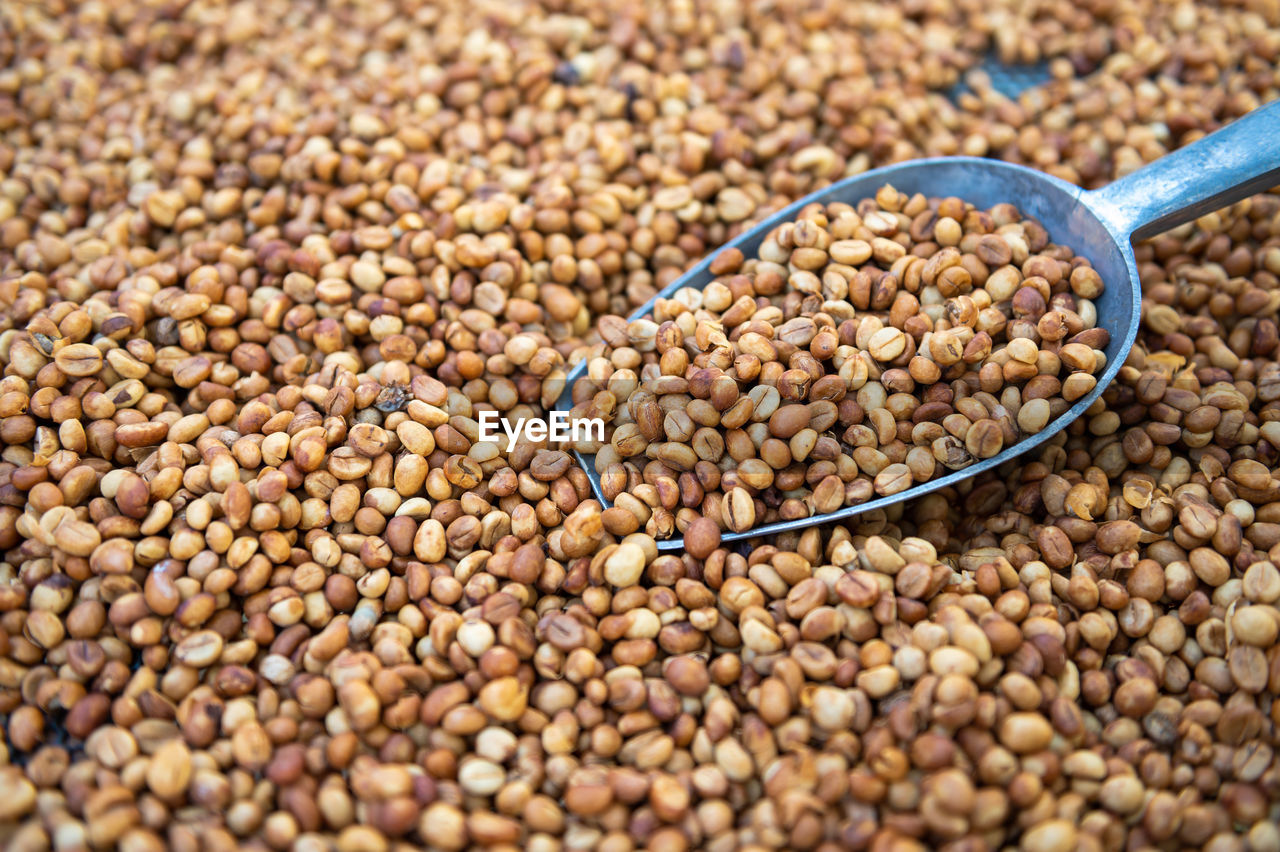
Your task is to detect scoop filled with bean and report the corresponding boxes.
[566,186,1108,548]
[561,102,1280,550]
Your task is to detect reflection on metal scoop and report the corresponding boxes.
[555,100,1280,551]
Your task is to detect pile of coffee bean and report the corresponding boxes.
[0,0,1277,849]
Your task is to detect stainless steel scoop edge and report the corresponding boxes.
[554,101,1280,551]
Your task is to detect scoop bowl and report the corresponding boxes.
[555,100,1280,551]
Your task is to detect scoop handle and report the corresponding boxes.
[1085,99,1280,243]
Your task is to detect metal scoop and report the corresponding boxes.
[556,100,1280,551]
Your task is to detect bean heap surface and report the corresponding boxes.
[0,0,1278,851]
